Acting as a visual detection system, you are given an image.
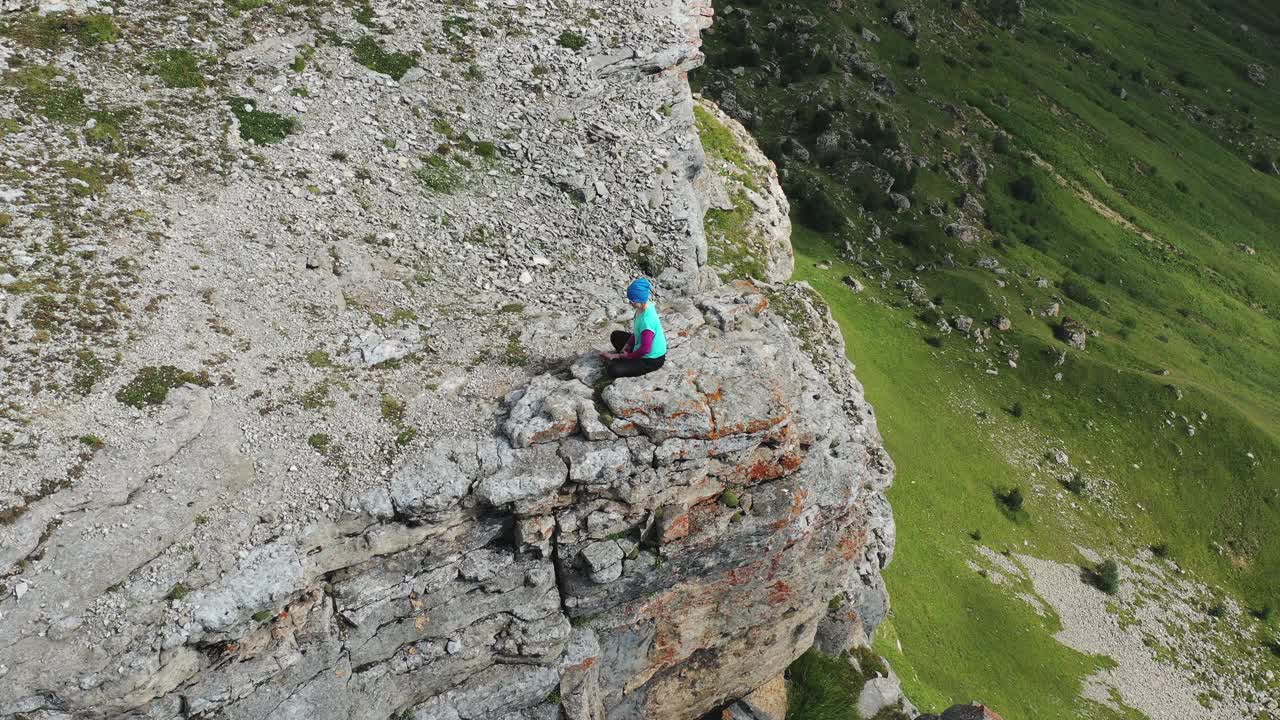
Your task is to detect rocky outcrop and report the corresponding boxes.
[0,283,895,719]
[693,97,795,284]
[0,0,897,718]
[1246,63,1267,87]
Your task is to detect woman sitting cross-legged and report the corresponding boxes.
[599,278,667,379]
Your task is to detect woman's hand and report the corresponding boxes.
[598,352,616,361]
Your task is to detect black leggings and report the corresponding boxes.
[607,331,666,379]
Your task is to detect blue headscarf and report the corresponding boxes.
[626,277,652,303]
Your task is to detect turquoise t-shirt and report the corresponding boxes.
[633,304,667,359]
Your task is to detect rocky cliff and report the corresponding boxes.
[0,1,896,718]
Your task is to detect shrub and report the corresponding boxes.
[1206,603,1226,619]
[1150,542,1170,558]
[415,155,458,193]
[1174,69,1197,87]
[116,366,212,408]
[1175,180,1190,193]
[997,487,1024,512]
[925,336,945,349]
[970,529,983,541]
[1061,473,1087,494]
[1061,276,1103,311]
[858,113,901,149]
[993,133,1011,158]
[308,433,331,453]
[1010,174,1037,202]
[353,2,375,27]
[789,176,846,232]
[896,226,923,247]
[1009,401,1024,418]
[905,52,921,68]
[557,30,587,50]
[1089,560,1120,594]
[1253,605,1274,623]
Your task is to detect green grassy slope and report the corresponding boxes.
[694,0,1280,717]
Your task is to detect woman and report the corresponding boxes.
[599,278,667,379]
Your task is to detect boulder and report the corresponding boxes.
[958,192,985,217]
[857,675,904,719]
[1057,317,1088,349]
[475,444,568,506]
[964,146,988,187]
[890,10,916,37]
[389,447,475,516]
[945,223,978,243]
[580,540,625,583]
[504,375,594,448]
[1246,63,1267,87]
[349,325,423,367]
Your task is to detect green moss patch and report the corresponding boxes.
[307,433,331,453]
[0,12,119,50]
[115,366,212,408]
[353,2,375,28]
[10,65,88,124]
[557,30,586,50]
[148,49,204,88]
[352,36,416,80]
[705,192,766,281]
[415,154,459,193]
[228,97,294,144]
[694,105,748,172]
[72,349,107,395]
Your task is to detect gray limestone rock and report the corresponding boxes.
[475,444,568,506]
[580,540,625,583]
[505,375,593,448]
[192,542,304,633]
[857,675,904,719]
[390,445,476,516]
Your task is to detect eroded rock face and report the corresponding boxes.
[0,284,894,720]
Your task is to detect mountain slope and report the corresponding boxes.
[694,0,1280,718]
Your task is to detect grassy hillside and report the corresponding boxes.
[694,1,1280,717]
